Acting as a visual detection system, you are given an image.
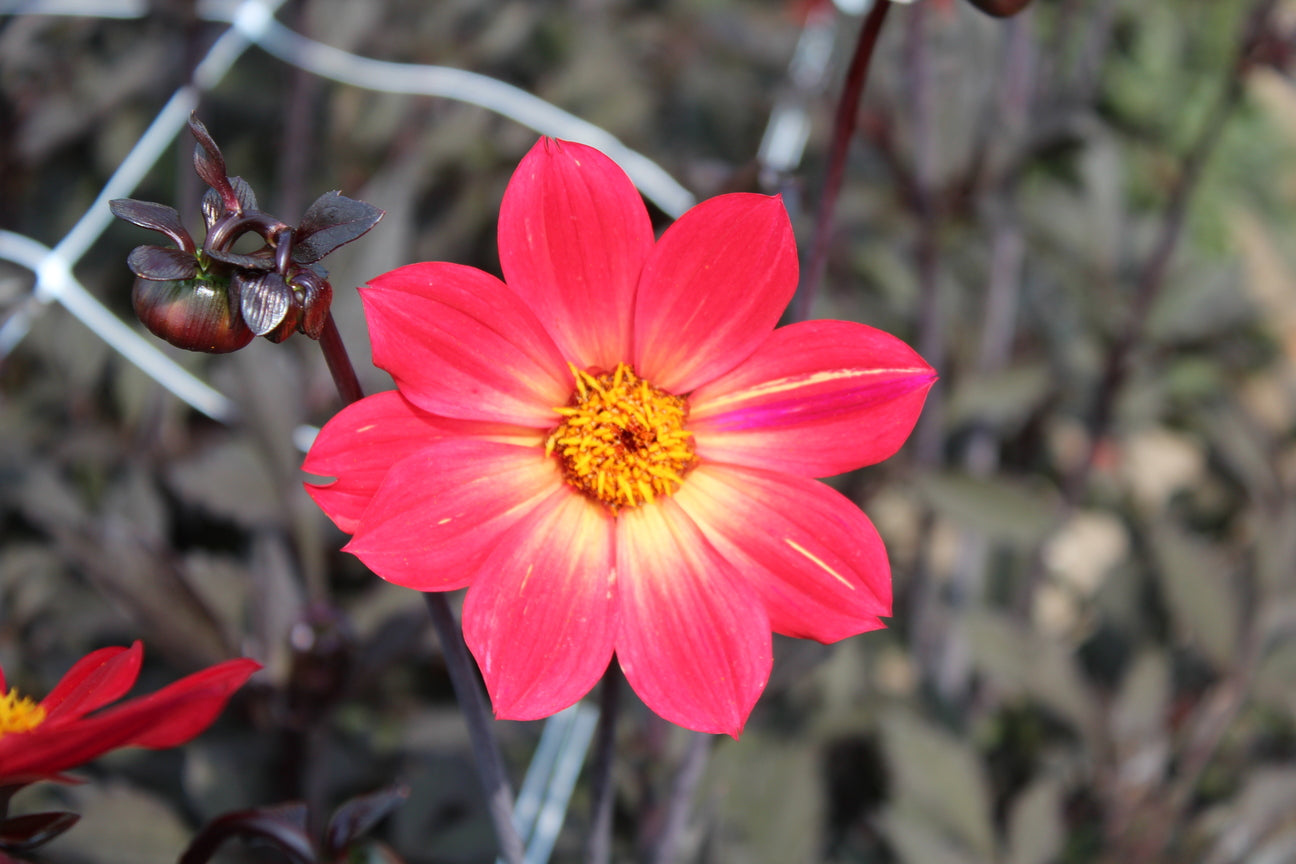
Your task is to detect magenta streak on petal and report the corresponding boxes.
[696,370,936,432]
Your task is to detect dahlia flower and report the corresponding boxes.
[304,138,934,736]
[0,643,258,784]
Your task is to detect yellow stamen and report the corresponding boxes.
[0,689,46,738]
[546,363,698,513]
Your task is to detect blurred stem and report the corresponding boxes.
[313,331,522,864]
[649,731,712,864]
[421,594,525,864]
[584,667,621,864]
[1063,0,1277,504]
[905,0,944,469]
[929,12,1034,696]
[901,0,950,688]
[795,0,892,322]
[318,313,364,406]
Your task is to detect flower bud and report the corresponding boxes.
[131,274,254,354]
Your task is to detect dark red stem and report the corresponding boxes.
[795,0,892,322]
[317,314,364,407]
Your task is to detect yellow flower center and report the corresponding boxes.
[0,689,46,738]
[546,363,697,512]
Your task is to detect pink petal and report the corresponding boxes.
[362,262,571,427]
[499,138,654,370]
[40,644,142,723]
[675,464,890,642]
[614,501,771,737]
[345,438,561,591]
[463,489,617,720]
[303,390,538,534]
[633,194,798,394]
[689,319,936,477]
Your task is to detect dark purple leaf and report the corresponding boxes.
[293,192,384,263]
[264,305,302,343]
[0,811,80,852]
[292,271,332,339]
[229,176,259,213]
[324,785,409,857]
[238,271,293,336]
[205,244,275,271]
[189,114,238,213]
[202,180,261,231]
[179,803,313,864]
[201,188,223,231]
[127,245,198,281]
[109,199,194,252]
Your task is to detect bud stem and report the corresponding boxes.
[317,313,364,406]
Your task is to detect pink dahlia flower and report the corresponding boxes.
[304,138,935,736]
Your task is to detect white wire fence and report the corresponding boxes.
[0,0,848,857]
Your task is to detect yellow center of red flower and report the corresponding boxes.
[0,689,46,738]
[546,363,697,512]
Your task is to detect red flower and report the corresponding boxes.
[0,643,259,784]
[305,138,934,736]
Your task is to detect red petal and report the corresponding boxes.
[303,390,536,534]
[614,501,771,737]
[40,644,141,724]
[0,657,257,781]
[689,319,936,477]
[362,262,571,427]
[676,465,890,642]
[633,194,797,394]
[345,438,561,591]
[499,138,654,370]
[463,489,616,720]
[125,658,260,748]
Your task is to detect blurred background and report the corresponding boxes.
[2,0,1296,861]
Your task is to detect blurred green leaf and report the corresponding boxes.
[1204,768,1296,863]
[914,472,1061,548]
[882,808,984,864]
[880,708,995,861]
[167,440,282,529]
[1149,520,1240,668]
[965,610,1100,738]
[1111,650,1171,750]
[708,733,822,864]
[947,364,1053,432]
[44,783,192,864]
[1005,777,1064,864]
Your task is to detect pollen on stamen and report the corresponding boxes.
[545,362,698,513]
[0,689,47,738]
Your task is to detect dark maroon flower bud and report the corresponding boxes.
[112,115,383,355]
[132,273,254,354]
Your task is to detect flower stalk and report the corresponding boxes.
[796,0,893,322]
[312,295,524,864]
